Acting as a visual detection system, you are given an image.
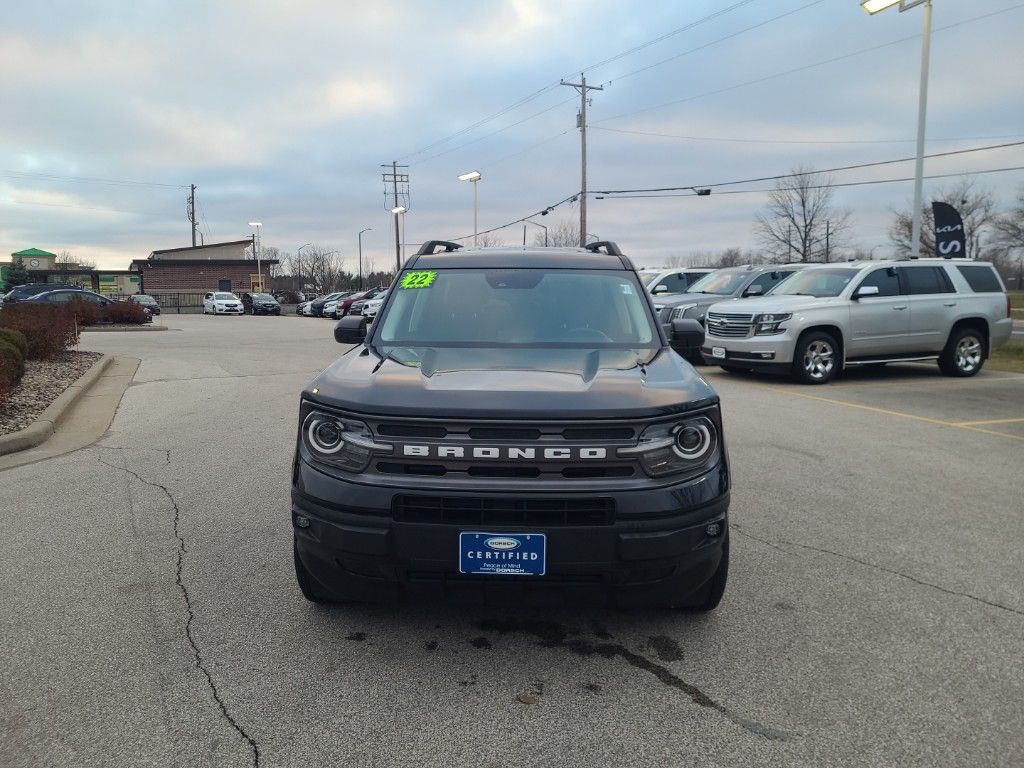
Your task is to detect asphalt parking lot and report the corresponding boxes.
[2,314,1022,767]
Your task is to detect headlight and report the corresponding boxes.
[671,304,697,321]
[301,410,387,472]
[619,413,720,478]
[753,312,791,335]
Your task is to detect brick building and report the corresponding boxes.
[130,240,277,295]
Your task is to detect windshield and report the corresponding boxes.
[686,271,748,295]
[132,295,156,303]
[214,293,236,300]
[376,269,657,360]
[253,293,274,301]
[771,268,859,298]
[639,272,661,287]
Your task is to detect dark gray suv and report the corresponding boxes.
[655,265,800,361]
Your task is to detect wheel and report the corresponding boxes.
[294,538,335,604]
[719,365,749,374]
[939,326,984,377]
[792,331,839,384]
[681,534,728,612]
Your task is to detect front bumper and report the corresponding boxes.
[292,458,729,607]
[214,305,244,314]
[701,329,798,367]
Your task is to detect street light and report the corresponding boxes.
[390,207,406,275]
[358,228,372,291]
[862,0,932,258]
[458,170,482,247]
[248,221,263,289]
[296,242,312,295]
[524,219,548,246]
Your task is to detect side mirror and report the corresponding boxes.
[853,285,880,300]
[670,318,705,348]
[334,314,367,344]
[652,284,668,295]
[744,284,764,297]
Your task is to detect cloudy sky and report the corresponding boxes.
[2,0,1022,271]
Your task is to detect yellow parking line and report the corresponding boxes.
[767,387,1024,442]
[953,417,1024,426]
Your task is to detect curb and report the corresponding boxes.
[0,354,114,456]
[81,325,168,332]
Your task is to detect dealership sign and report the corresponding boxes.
[932,201,967,258]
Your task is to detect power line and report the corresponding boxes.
[597,3,1024,125]
[0,170,187,189]
[0,198,172,217]
[480,130,573,171]
[397,0,766,163]
[590,126,1024,147]
[447,193,579,243]
[593,140,1024,195]
[597,165,1024,199]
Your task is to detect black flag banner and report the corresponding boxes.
[932,201,967,258]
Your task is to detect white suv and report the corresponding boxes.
[701,260,1012,384]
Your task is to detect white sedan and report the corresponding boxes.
[203,292,244,315]
[361,293,388,323]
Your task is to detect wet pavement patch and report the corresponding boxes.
[646,635,683,662]
[470,636,492,649]
[345,632,366,641]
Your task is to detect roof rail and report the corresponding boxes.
[584,241,623,256]
[416,240,464,255]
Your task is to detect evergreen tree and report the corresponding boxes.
[6,255,29,287]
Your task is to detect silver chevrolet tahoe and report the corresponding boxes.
[700,260,1013,384]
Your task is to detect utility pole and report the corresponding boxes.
[188,184,198,247]
[825,220,831,263]
[381,162,409,276]
[561,74,603,248]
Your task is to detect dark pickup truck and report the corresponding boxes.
[291,240,730,609]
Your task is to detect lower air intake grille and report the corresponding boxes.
[393,495,614,526]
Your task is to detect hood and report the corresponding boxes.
[306,346,718,419]
[706,294,839,315]
[657,292,734,310]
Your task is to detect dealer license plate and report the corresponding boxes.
[711,346,726,359]
[459,532,546,576]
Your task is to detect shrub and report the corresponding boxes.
[102,301,149,324]
[0,328,28,359]
[0,339,26,400]
[0,303,78,359]
[69,297,103,326]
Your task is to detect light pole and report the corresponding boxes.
[296,243,312,294]
[357,228,372,291]
[390,206,406,276]
[862,0,932,258]
[458,171,482,246]
[524,219,548,246]
[248,221,263,290]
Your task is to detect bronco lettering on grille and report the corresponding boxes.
[401,445,608,460]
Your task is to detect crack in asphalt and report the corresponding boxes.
[476,618,792,741]
[733,524,1024,618]
[97,452,260,767]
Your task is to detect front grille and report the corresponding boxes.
[706,311,754,338]
[375,462,635,480]
[395,495,610,528]
[393,495,615,526]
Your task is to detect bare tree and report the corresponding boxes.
[889,178,997,260]
[534,218,580,247]
[301,246,347,293]
[754,167,851,262]
[476,233,506,247]
[990,185,1024,285]
[54,250,96,270]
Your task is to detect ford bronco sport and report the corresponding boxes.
[291,241,730,609]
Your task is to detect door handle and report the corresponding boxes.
[943,302,957,307]
[892,305,908,310]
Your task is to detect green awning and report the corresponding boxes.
[11,247,57,258]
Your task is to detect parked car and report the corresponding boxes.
[247,292,281,315]
[360,291,389,323]
[203,292,244,315]
[294,239,724,609]
[2,282,79,304]
[309,292,348,318]
[27,289,153,322]
[639,268,715,297]
[656,264,803,362]
[337,287,386,318]
[301,301,318,316]
[129,293,161,315]
[296,299,312,315]
[701,260,1014,384]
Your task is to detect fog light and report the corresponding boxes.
[705,523,721,537]
[295,515,310,529]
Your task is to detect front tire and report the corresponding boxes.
[939,327,985,377]
[792,331,839,384]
